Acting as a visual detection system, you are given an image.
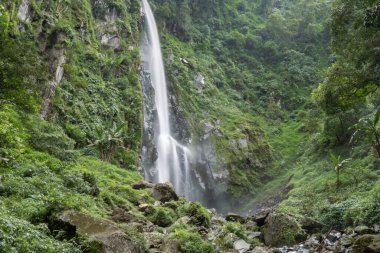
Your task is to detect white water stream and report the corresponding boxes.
[141,0,192,198]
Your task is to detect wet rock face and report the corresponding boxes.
[152,183,179,203]
[262,212,306,247]
[54,210,145,253]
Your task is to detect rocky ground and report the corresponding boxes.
[50,182,380,253]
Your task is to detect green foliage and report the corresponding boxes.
[314,0,380,113]
[178,201,211,227]
[171,226,214,253]
[351,107,380,156]
[0,215,80,253]
[28,118,76,161]
[148,207,177,227]
[329,153,352,189]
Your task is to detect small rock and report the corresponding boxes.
[138,204,150,212]
[340,236,353,247]
[304,235,320,248]
[326,230,342,242]
[234,239,251,253]
[251,246,271,253]
[248,231,262,240]
[132,181,154,190]
[374,224,380,233]
[173,216,191,226]
[152,183,178,203]
[354,225,375,235]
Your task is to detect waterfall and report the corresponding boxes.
[140,0,193,199]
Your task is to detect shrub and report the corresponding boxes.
[148,207,176,227]
[172,228,214,253]
[178,201,211,228]
[28,118,76,161]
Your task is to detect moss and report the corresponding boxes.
[171,226,215,253]
[148,207,177,227]
[178,201,211,228]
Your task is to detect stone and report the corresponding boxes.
[101,34,121,50]
[253,209,271,226]
[326,230,342,242]
[340,236,354,247]
[55,210,144,253]
[301,217,324,233]
[234,239,251,253]
[132,181,154,190]
[251,246,272,253]
[152,183,178,203]
[374,224,380,233]
[226,213,245,223]
[354,225,375,235]
[173,216,191,226]
[248,232,263,240]
[263,212,307,247]
[162,239,181,253]
[18,0,30,22]
[110,208,137,223]
[352,234,380,253]
[194,73,205,91]
[138,204,150,212]
[144,232,165,249]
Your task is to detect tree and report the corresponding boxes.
[314,0,380,113]
[329,153,351,189]
[351,107,380,156]
[90,122,126,162]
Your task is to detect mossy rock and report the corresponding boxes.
[352,234,380,253]
[262,212,306,247]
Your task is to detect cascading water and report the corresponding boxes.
[140,0,196,199]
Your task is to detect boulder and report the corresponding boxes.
[354,225,375,235]
[132,181,154,190]
[226,213,246,223]
[234,239,251,253]
[253,209,271,226]
[162,239,181,253]
[352,234,380,253]
[152,183,178,203]
[55,210,144,253]
[110,208,137,223]
[263,212,307,247]
[301,217,324,233]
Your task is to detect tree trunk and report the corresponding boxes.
[336,169,340,189]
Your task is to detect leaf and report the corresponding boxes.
[375,107,380,126]
[329,152,339,165]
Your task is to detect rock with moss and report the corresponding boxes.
[352,234,380,253]
[262,212,306,247]
[152,183,179,203]
[54,210,145,253]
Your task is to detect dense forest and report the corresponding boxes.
[0,0,379,252]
